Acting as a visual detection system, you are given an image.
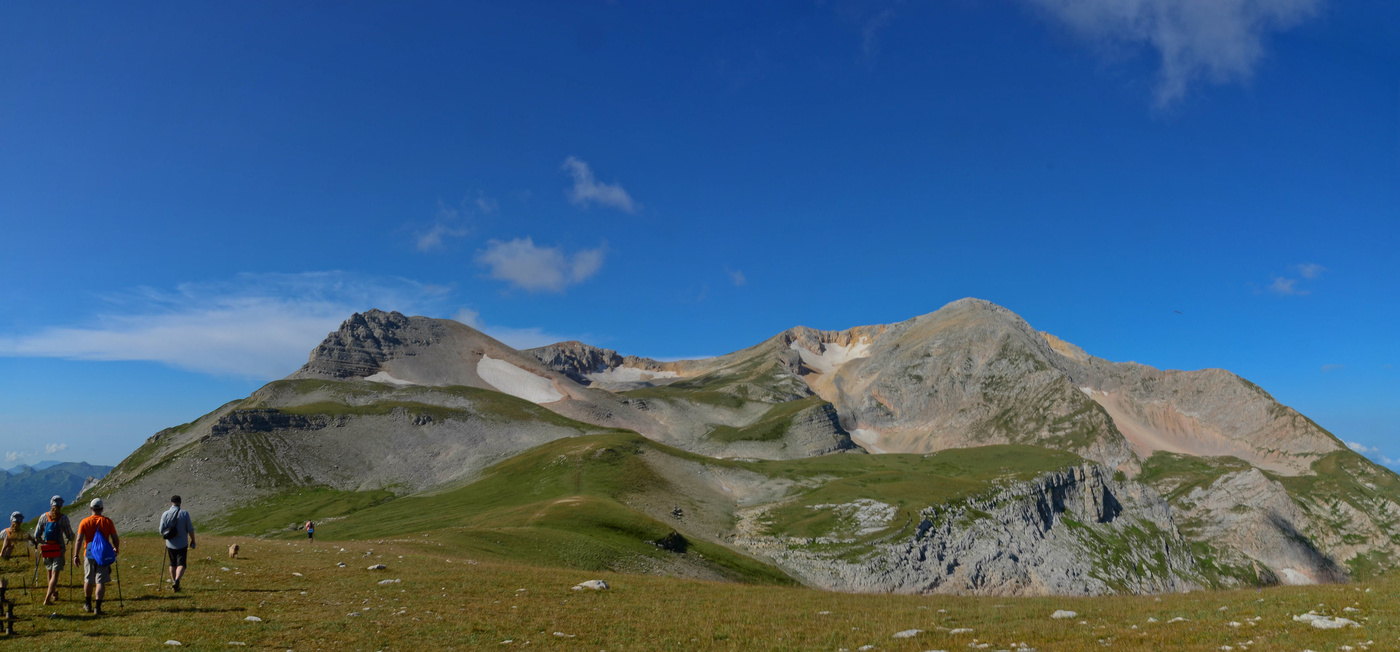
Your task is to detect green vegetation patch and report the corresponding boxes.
[1138,452,1254,503]
[208,486,397,537]
[253,379,593,429]
[329,432,791,585]
[706,395,827,443]
[748,445,1082,540]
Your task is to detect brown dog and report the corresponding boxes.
[228,543,239,559]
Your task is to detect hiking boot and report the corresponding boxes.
[94,602,104,616]
[172,581,180,593]
[82,601,92,613]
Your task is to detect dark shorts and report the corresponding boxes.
[167,546,188,568]
[307,530,314,539]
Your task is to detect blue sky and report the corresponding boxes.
[1,1,1396,467]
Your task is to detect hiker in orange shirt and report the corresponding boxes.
[74,498,120,616]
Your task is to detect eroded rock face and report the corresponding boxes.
[737,464,1201,596]
[296,310,430,379]
[1174,468,1356,586]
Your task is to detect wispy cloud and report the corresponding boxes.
[727,268,747,287]
[1347,441,1400,467]
[1295,262,1325,279]
[862,9,896,60]
[476,238,607,293]
[451,308,574,350]
[1321,363,1344,373]
[563,157,637,213]
[1266,261,1326,296]
[4,443,69,465]
[1268,276,1306,296]
[0,272,453,378]
[416,192,497,252]
[1023,0,1322,108]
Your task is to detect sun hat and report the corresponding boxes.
[89,498,103,509]
[9,512,20,522]
[50,495,63,506]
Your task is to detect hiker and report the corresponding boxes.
[1,512,35,560]
[32,495,74,605]
[75,498,119,615]
[159,495,195,592]
[304,520,314,540]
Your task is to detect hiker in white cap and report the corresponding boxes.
[33,495,74,605]
[75,498,119,615]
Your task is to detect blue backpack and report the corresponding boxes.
[87,528,116,566]
[41,518,62,543]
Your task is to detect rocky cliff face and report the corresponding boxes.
[736,464,1201,596]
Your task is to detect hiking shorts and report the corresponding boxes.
[44,555,65,572]
[167,546,188,568]
[84,558,112,585]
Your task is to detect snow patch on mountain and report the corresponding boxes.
[363,371,415,386]
[790,339,871,375]
[477,356,564,404]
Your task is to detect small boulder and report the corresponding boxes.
[164,642,182,646]
[368,564,387,570]
[571,580,609,591]
[1050,610,1077,619]
[892,629,921,639]
[377,578,402,585]
[244,616,262,622]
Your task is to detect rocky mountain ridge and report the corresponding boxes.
[86,298,1398,595]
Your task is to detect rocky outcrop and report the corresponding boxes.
[294,310,430,379]
[736,464,1201,596]
[526,341,624,383]
[1173,468,1345,585]
[208,409,326,436]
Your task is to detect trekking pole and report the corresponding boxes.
[158,546,168,592]
[114,555,123,608]
[21,545,29,596]
[69,555,74,602]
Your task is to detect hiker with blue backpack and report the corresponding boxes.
[31,496,74,606]
[74,498,119,616]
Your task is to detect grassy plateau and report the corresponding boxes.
[0,532,1392,650]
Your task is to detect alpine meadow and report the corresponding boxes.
[2,1,1397,650]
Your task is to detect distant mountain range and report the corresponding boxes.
[0,462,114,520]
[85,299,1400,595]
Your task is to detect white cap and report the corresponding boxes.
[89,498,103,509]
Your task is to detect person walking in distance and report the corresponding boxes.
[304,520,314,541]
[1,512,35,560]
[75,498,119,616]
[158,495,195,592]
[32,496,74,605]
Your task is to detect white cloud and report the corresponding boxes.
[1346,441,1377,455]
[476,238,607,292]
[4,443,69,465]
[1268,276,1308,296]
[1295,262,1325,279]
[0,272,453,378]
[862,9,896,60]
[451,308,574,350]
[563,157,637,213]
[1024,0,1322,107]
[416,196,492,252]
[727,268,747,286]
[1321,363,1344,373]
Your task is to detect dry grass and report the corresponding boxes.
[0,532,1392,650]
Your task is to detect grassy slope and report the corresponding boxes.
[705,395,828,443]
[4,533,1395,651]
[317,432,792,585]
[749,444,1082,540]
[1275,449,1400,578]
